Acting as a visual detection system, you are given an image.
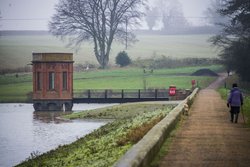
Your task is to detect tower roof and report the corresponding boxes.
[32,53,73,63]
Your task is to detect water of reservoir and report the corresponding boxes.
[0,103,116,167]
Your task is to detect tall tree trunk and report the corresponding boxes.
[94,40,110,69]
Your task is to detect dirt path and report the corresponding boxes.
[159,74,250,167]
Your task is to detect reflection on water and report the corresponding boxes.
[0,103,116,167]
[33,111,73,124]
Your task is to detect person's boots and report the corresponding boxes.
[235,113,239,123]
[231,112,234,123]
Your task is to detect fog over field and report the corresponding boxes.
[0,0,211,30]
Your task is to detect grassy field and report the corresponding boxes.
[0,34,218,69]
[0,65,221,102]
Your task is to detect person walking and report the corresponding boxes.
[227,83,244,123]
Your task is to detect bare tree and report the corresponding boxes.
[157,0,188,32]
[0,10,2,36]
[210,0,250,81]
[145,6,159,30]
[49,0,145,68]
[204,0,229,26]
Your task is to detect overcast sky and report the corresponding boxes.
[0,0,211,30]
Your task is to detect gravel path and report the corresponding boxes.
[159,74,250,167]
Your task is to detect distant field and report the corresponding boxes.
[0,34,218,69]
[0,65,221,102]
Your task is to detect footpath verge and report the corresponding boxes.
[114,88,199,167]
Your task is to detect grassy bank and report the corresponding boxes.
[17,103,175,167]
[0,66,221,102]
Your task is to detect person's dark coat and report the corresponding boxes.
[227,87,243,107]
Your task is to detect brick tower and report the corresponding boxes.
[32,53,74,111]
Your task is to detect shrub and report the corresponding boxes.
[116,51,131,67]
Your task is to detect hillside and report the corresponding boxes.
[0,34,219,69]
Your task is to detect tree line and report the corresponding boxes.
[210,0,250,82]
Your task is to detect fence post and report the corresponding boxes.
[105,90,108,99]
[155,89,158,99]
[122,89,124,99]
[88,90,91,98]
[138,89,141,99]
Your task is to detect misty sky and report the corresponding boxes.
[0,0,211,30]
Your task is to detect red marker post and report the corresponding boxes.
[169,85,176,96]
[191,80,196,89]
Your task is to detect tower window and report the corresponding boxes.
[63,72,67,90]
[49,72,55,90]
[37,72,42,90]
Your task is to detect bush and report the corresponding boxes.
[116,51,131,67]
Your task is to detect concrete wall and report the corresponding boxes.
[114,88,199,167]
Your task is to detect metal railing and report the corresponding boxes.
[73,89,169,99]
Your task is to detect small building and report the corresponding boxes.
[32,53,74,111]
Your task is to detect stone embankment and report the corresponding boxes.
[114,88,199,167]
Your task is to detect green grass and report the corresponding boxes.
[0,73,32,85]
[243,97,250,125]
[73,75,215,90]
[17,103,174,167]
[0,34,218,69]
[73,65,222,79]
[67,65,219,91]
[64,103,176,120]
[0,66,219,102]
[0,82,32,102]
[73,65,220,90]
